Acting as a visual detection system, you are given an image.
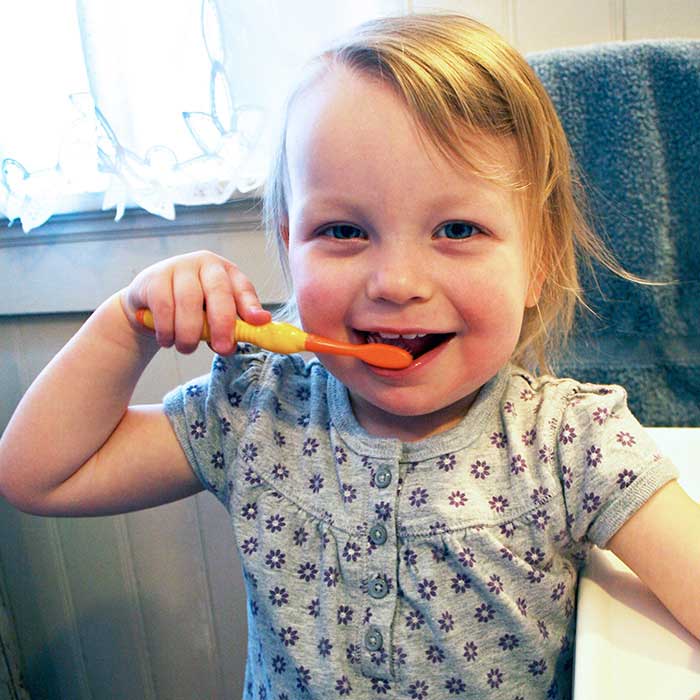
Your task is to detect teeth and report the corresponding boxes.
[372,332,428,340]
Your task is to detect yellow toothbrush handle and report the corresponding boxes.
[233,319,308,354]
[135,309,308,355]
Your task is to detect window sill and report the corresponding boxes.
[0,200,286,315]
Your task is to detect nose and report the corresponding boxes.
[365,241,432,305]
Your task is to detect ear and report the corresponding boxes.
[525,266,546,309]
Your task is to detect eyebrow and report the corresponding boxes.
[291,194,369,223]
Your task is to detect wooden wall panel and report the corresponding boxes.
[0,507,90,699]
[125,502,221,700]
[195,493,248,700]
[55,515,155,699]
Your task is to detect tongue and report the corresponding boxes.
[368,334,440,359]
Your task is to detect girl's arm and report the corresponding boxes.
[0,251,270,516]
[608,479,700,640]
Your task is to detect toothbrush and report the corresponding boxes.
[135,309,412,369]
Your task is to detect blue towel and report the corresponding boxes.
[528,40,700,426]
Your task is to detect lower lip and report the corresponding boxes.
[365,337,452,377]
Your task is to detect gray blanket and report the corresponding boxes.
[528,40,700,426]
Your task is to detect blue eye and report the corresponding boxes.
[435,221,480,240]
[321,224,365,240]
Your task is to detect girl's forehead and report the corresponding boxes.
[285,65,523,195]
[285,66,397,147]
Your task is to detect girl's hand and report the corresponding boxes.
[119,250,271,355]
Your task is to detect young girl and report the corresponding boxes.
[1,13,698,700]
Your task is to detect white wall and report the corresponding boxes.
[1,2,699,698]
[414,0,700,50]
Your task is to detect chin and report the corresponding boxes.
[356,382,479,421]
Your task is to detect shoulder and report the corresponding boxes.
[163,347,330,448]
[502,368,664,475]
[502,368,633,431]
[181,347,327,404]
[162,348,332,502]
[505,369,678,546]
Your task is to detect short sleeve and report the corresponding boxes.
[556,382,679,547]
[163,347,266,504]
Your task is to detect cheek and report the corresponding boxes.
[455,269,529,335]
[296,283,333,325]
[289,252,349,329]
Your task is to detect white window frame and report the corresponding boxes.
[0,200,286,316]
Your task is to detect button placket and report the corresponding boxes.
[361,462,398,680]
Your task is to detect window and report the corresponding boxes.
[0,0,402,232]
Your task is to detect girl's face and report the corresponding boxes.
[284,67,541,441]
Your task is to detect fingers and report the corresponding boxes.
[172,265,205,354]
[202,262,272,354]
[145,273,176,348]
[226,265,272,325]
[125,251,270,356]
[200,262,236,355]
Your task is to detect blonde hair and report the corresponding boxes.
[263,12,634,373]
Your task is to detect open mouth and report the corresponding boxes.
[359,331,455,360]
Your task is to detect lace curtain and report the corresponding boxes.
[0,0,401,232]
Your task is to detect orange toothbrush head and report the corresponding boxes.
[304,334,412,369]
